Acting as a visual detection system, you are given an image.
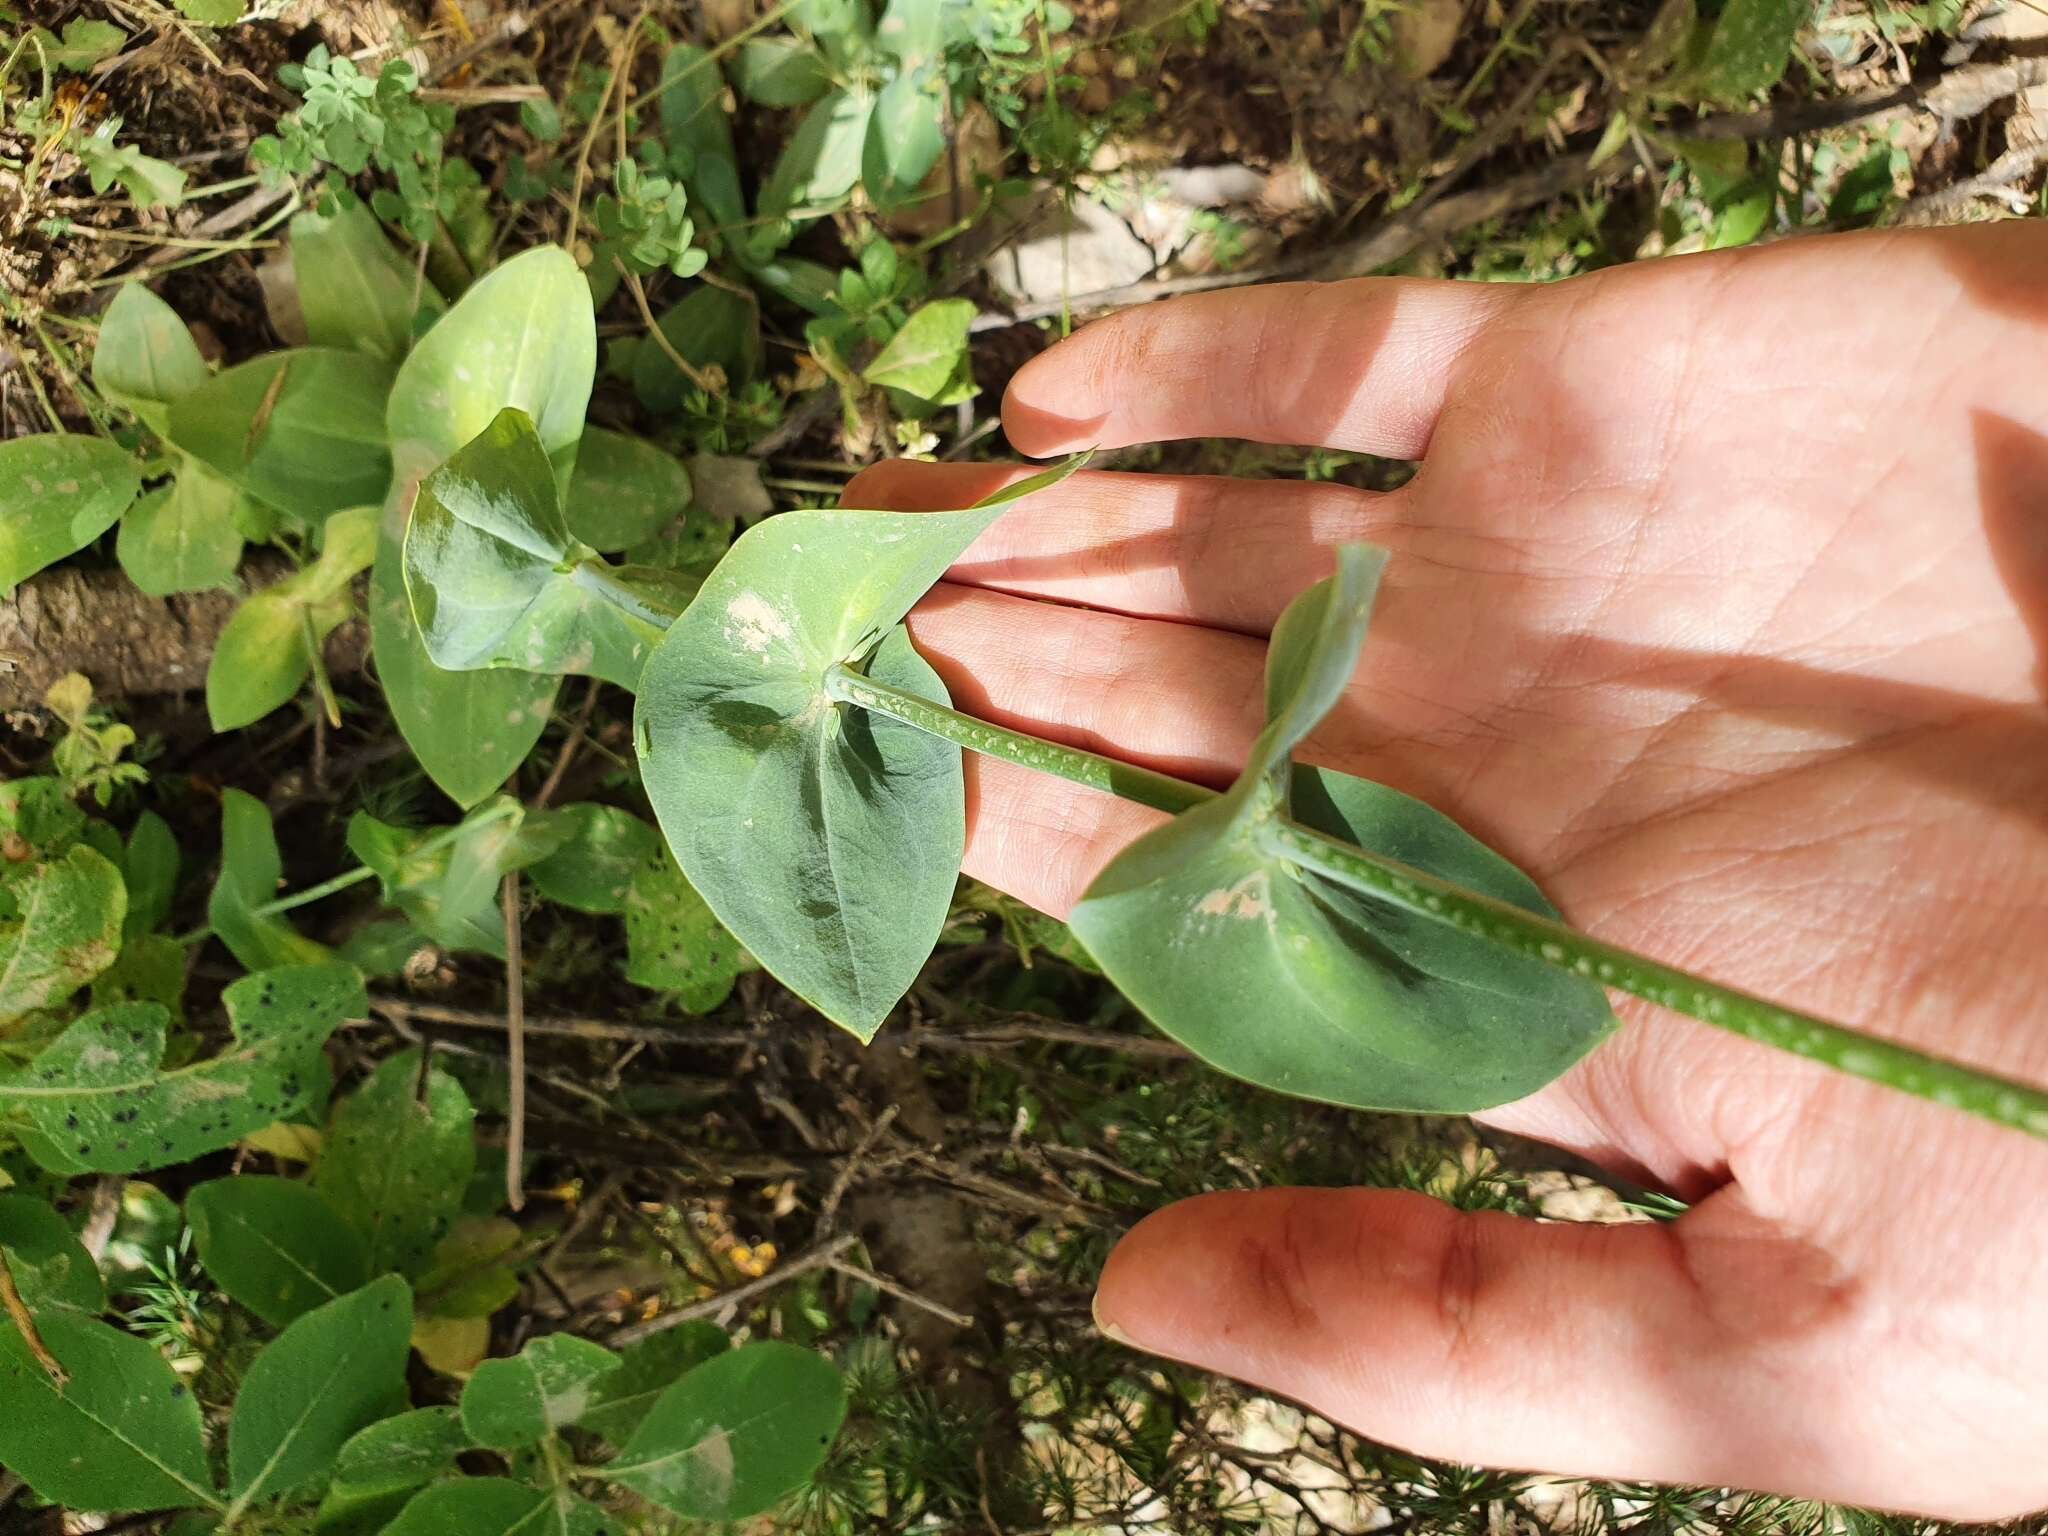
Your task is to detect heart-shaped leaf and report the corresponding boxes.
[635,456,1081,1038]
[0,433,142,591]
[403,409,694,689]
[1069,548,1616,1113]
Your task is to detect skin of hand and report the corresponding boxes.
[839,223,2048,1519]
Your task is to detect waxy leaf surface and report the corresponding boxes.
[1070,548,1617,1113]
[404,409,690,689]
[635,458,1080,1038]
[375,245,591,806]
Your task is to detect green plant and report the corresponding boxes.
[393,395,2048,1141]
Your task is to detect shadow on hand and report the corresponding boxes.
[1976,409,2048,699]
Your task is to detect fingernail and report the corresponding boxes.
[1091,1292,1141,1349]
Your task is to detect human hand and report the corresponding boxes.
[842,223,2048,1518]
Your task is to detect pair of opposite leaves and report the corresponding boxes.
[411,412,1615,1114]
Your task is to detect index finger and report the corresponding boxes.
[1001,278,1509,459]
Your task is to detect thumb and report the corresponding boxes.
[1092,1186,1835,1499]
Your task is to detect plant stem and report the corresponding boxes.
[174,802,523,946]
[823,664,1209,817]
[828,663,2048,1143]
[569,559,690,630]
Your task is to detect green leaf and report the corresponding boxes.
[1827,148,1896,225]
[0,1311,216,1513]
[632,286,763,414]
[329,1405,467,1501]
[29,19,128,72]
[861,299,975,398]
[348,798,568,957]
[384,243,596,489]
[0,845,125,1025]
[793,0,874,67]
[0,776,86,859]
[316,1050,475,1276]
[370,529,562,810]
[290,201,445,364]
[167,349,395,523]
[187,1176,370,1327]
[1,964,363,1175]
[604,1341,846,1521]
[386,1478,609,1536]
[117,462,244,596]
[734,37,832,106]
[580,1323,729,1444]
[759,87,875,221]
[624,849,745,1011]
[122,811,179,946]
[635,458,1081,1038]
[875,0,973,60]
[527,803,662,915]
[0,1192,106,1312]
[207,505,377,731]
[206,789,332,970]
[1069,549,1616,1113]
[862,67,946,202]
[565,426,691,552]
[461,1333,620,1450]
[1696,0,1806,99]
[92,283,210,435]
[90,932,188,1014]
[78,129,189,210]
[376,245,592,809]
[172,0,246,23]
[0,433,142,591]
[404,410,691,689]
[226,1276,412,1509]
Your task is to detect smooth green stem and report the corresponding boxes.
[570,560,688,631]
[828,663,2048,1143]
[823,664,1211,817]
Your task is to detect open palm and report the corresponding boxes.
[845,223,2048,1517]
